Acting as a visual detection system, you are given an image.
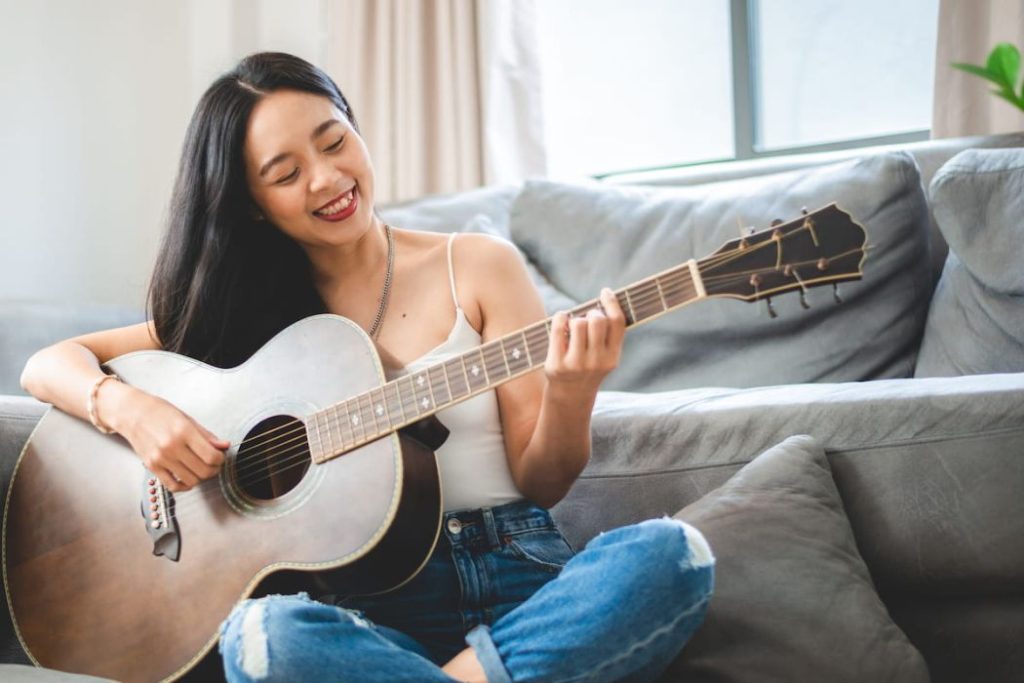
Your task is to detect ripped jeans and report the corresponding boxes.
[219,500,715,682]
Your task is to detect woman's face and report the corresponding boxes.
[243,89,377,250]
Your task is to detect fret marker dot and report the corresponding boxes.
[421,398,430,409]
[512,347,521,360]
[417,375,425,387]
[351,415,360,426]
[471,364,480,377]
[375,405,384,416]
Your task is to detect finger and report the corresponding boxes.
[548,311,570,361]
[152,465,185,493]
[566,316,589,363]
[188,431,226,470]
[195,422,231,449]
[168,456,202,488]
[601,288,627,350]
[586,307,609,352]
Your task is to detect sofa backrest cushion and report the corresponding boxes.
[914,148,1024,377]
[508,152,933,391]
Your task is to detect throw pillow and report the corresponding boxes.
[508,153,933,391]
[914,147,1024,377]
[668,435,929,682]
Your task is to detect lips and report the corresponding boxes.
[313,187,359,222]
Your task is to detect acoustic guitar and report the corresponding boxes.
[3,204,867,682]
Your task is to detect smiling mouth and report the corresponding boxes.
[313,188,356,216]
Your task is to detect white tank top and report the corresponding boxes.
[385,233,524,512]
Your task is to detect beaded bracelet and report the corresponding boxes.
[87,374,120,435]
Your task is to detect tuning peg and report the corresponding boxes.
[765,297,778,319]
[799,290,811,310]
[833,283,843,304]
[801,206,809,215]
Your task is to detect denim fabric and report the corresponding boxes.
[219,500,714,682]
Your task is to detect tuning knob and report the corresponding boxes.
[765,297,778,319]
[833,283,843,304]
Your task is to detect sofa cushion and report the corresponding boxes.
[667,435,928,682]
[379,186,577,315]
[0,302,144,396]
[914,148,1024,377]
[508,152,933,391]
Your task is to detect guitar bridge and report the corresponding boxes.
[140,473,180,562]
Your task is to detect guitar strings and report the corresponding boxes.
[173,228,831,506]
[170,226,845,509]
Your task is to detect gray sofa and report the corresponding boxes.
[2,132,1023,681]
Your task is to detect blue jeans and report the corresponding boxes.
[219,501,714,682]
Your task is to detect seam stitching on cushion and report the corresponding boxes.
[581,425,1024,479]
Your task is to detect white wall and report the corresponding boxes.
[0,0,328,310]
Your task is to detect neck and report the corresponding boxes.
[308,217,389,288]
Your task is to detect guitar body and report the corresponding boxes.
[3,315,442,682]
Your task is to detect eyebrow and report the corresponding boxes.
[258,119,342,178]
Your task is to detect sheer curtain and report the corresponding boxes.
[325,0,546,203]
[932,0,1024,138]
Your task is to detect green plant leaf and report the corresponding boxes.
[985,42,1021,87]
[952,61,1007,86]
[994,89,1024,112]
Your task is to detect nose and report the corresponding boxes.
[308,156,344,196]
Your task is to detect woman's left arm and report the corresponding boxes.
[468,235,625,508]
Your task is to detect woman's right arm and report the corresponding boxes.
[19,322,228,492]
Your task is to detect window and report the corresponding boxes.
[534,0,940,179]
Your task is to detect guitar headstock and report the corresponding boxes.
[699,204,867,303]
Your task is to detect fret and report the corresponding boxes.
[372,385,393,433]
[621,289,637,325]
[385,381,405,425]
[482,341,510,382]
[348,396,366,445]
[447,357,469,400]
[364,388,382,436]
[399,375,421,418]
[441,361,455,403]
[660,269,691,307]
[519,330,534,367]
[525,325,548,367]
[465,347,488,393]
[629,282,658,323]
[498,338,512,376]
[309,412,323,462]
[411,370,433,414]
[338,402,352,452]
[653,277,669,311]
[503,335,530,376]
[428,364,451,406]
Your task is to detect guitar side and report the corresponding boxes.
[2,315,442,682]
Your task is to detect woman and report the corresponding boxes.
[20,52,714,682]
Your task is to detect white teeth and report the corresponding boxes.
[315,189,355,216]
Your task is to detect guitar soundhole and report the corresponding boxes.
[233,414,311,501]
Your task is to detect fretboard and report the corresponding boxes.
[307,259,704,464]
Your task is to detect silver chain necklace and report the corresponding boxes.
[368,223,394,340]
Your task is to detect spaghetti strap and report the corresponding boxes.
[446,232,461,311]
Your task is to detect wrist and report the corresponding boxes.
[95,379,138,435]
[543,378,598,412]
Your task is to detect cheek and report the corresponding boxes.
[263,189,308,221]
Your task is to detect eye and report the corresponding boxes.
[325,136,345,152]
[276,168,299,184]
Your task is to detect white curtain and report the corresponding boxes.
[325,0,546,203]
[932,0,1024,138]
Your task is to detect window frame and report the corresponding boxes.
[595,0,931,180]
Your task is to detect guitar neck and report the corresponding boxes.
[307,260,705,464]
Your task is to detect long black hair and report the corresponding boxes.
[148,52,358,367]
